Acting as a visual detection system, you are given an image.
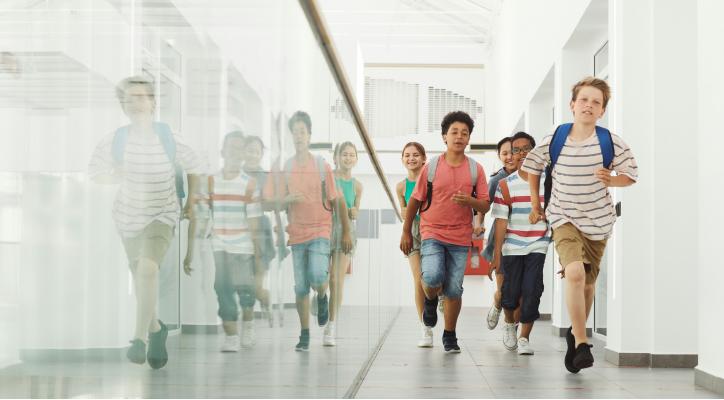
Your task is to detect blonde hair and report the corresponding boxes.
[571,76,611,109]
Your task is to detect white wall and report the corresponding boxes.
[696,0,724,381]
[485,0,591,139]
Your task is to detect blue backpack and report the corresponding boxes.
[111,121,186,205]
[543,123,614,211]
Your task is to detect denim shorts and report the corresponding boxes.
[501,252,546,324]
[291,238,331,297]
[213,251,256,321]
[420,238,470,299]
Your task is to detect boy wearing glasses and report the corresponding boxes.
[522,77,638,372]
[490,132,550,356]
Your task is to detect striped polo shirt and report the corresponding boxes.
[521,130,638,241]
[210,171,262,255]
[490,171,551,256]
[88,130,204,238]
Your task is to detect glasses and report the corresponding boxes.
[511,145,533,154]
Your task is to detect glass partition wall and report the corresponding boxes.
[0,1,402,397]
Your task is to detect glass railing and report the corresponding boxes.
[0,0,402,397]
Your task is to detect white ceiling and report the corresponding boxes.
[318,0,503,65]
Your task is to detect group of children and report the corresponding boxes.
[92,75,637,374]
[398,76,638,373]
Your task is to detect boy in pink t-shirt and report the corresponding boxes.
[264,111,352,352]
[400,111,490,353]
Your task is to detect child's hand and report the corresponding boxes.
[341,231,353,254]
[595,167,613,186]
[400,231,413,255]
[473,226,485,237]
[529,206,546,224]
[183,254,193,276]
[487,257,500,281]
[452,191,472,206]
[348,207,359,220]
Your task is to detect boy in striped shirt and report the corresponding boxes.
[209,131,263,352]
[89,76,204,369]
[522,77,638,372]
[491,132,550,356]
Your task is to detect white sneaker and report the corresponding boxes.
[221,335,240,352]
[241,321,255,348]
[503,322,518,351]
[486,304,502,330]
[323,321,336,346]
[517,337,534,355]
[417,323,433,348]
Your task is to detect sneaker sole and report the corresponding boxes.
[444,348,461,353]
[518,350,534,355]
[417,342,433,348]
[295,347,310,352]
[504,343,518,351]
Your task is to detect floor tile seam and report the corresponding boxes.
[460,337,496,394]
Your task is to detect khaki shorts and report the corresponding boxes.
[122,221,174,268]
[552,223,607,285]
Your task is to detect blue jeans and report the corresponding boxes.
[291,238,330,298]
[420,239,470,299]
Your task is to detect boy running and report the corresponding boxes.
[264,111,352,351]
[490,132,550,356]
[522,77,638,372]
[400,111,490,353]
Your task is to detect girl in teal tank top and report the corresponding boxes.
[397,142,434,345]
[325,142,363,345]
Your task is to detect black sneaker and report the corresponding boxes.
[442,332,461,353]
[422,297,439,327]
[295,332,310,352]
[564,327,581,374]
[317,294,329,327]
[572,343,594,370]
[147,320,168,370]
[126,339,146,364]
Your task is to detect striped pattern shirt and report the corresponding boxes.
[521,130,638,241]
[88,130,204,237]
[210,171,262,255]
[490,171,551,256]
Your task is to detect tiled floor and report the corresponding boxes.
[355,307,721,399]
[0,306,720,398]
[0,306,391,398]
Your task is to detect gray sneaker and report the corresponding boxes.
[147,320,168,370]
[126,339,146,364]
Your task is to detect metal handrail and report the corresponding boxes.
[298,0,402,222]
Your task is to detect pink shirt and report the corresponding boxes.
[412,154,490,246]
[264,155,338,245]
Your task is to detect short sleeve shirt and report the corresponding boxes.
[412,155,489,246]
[263,155,338,245]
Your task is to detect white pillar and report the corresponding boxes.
[695,0,724,394]
[606,0,698,367]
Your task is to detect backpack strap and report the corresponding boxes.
[420,156,441,213]
[467,156,478,198]
[595,126,615,169]
[111,125,129,165]
[315,155,332,212]
[549,123,572,169]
